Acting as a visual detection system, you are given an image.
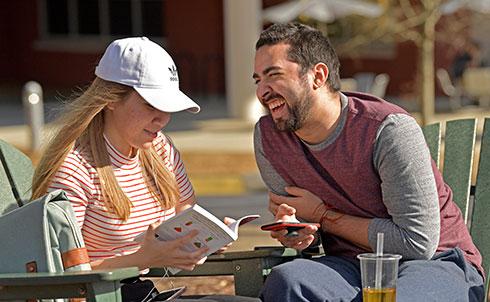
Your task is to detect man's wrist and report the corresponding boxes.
[319,208,345,231]
[313,203,331,223]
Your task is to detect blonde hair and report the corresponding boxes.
[32,77,180,220]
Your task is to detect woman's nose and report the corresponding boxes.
[153,111,171,128]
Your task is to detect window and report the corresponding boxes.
[40,0,165,39]
[78,0,100,35]
[46,0,69,34]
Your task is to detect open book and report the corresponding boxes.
[151,204,259,273]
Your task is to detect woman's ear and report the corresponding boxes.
[312,63,329,89]
[105,102,116,111]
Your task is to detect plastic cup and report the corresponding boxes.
[357,253,402,302]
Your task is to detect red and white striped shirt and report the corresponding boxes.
[48,132,194,261]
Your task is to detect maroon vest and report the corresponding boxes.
[259,92,483,274]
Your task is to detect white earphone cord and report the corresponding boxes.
[140,267,173,302]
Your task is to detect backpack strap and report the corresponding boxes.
[62,247,90,269]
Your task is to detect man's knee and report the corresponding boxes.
[263,259,310,289]
[397,256,484,302]
[260,258,361,302]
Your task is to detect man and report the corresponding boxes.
[253,23,484,302]
[451,39,482,84]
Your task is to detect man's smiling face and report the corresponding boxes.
[253,43,313,132]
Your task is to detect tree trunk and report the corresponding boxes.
[419,6,440,125]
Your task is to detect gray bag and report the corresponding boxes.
[0,189,91,273]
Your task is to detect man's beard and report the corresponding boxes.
[274,90,312,132]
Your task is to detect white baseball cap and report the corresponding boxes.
[95,37,200,113]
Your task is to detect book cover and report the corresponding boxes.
[153,204,259,273]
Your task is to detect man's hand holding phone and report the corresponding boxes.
[261,221,320,233]
[263,204,319,251]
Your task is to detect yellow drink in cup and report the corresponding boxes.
[358,253,401,302]
[362,287,396,302]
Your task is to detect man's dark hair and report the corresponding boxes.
[256,23,341,92]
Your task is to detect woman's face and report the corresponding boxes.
[104,91,171,156]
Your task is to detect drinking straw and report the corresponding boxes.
[375,232,384,289]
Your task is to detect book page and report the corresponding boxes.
[135,204,259,274]
[228,214,261,234]
[155,208,236,254]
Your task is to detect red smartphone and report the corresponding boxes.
[261,221,320,232]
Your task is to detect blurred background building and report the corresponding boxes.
[1,0,489,122]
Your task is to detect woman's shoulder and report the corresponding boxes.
[63,141,95,171]
[51,141,95,188]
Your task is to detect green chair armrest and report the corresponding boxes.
[147,247,300,297]
[0,267,139,302]
[148,247,299,275]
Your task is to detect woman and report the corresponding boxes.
[32,37,258,302]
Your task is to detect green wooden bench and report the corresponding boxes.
[148,246,301,297]
[422,117,490,301]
